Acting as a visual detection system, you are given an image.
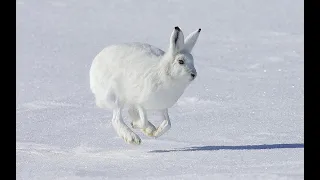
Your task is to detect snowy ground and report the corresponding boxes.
[16,0,304,179]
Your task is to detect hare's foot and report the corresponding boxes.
[152,109,171,138]
[153,119,171,138]
[138,119,170,138]
[128,106,157,137]
[112,108,141,145]
[114,122,141,145]
[140,122,157,137]
[132,118,171,138]
[130,120,157,137]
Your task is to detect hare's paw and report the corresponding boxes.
[115,125,142,145]
[131,120,157,137]
[153,120,171,138]
[121,131,141,145]
[140,123,157,137]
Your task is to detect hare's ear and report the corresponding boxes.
[169,26,184,53]
[183,28,201,53]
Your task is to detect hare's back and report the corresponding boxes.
[90,42,164,92]
[103,42,164,58]
[122,42,165,57]
[93,42,164,69]
[93,42,164,74]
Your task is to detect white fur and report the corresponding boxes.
[90,26,201,145]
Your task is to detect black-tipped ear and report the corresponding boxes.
[169,26,184,53]
[174,26,181,31]
[184,28,201,53]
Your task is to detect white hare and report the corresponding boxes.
[90,26,201,145]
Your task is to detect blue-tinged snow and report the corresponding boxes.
[16,0,304,179]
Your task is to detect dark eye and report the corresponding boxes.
[178,60,184,64]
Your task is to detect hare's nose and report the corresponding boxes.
[190,69,197,80]
[191,73,196,79]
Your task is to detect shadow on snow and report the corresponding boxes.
[149,143,304,153]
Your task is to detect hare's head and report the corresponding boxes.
[165,26,201,83]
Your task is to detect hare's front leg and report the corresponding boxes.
[153,109,171,138]
[112,107,141,145]
[129,106,157,137]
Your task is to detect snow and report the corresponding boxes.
[16,0,304,179]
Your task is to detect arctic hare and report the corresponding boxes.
[90,26,201,145]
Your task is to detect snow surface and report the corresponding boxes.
[16,0,304,179]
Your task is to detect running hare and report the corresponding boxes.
[90,26,201,144]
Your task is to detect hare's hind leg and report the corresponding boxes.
[129,106,157,137]
[112,103,141,145]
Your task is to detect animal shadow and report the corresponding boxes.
[149,143,304,153]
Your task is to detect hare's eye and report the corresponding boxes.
[178,60,184,65]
